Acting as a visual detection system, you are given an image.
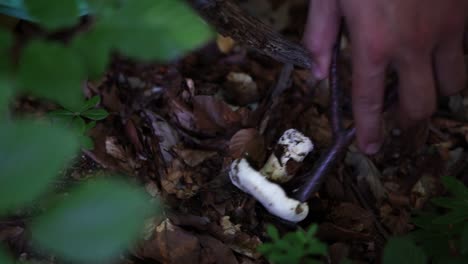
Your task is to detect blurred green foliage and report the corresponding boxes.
[258,224,327,264]
[48,95,109,149]
[384,176,468,264]
[0,0,212,262]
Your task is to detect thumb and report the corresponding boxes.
[303,0,341,80]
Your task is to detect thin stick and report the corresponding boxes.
[329,33,343,138]
[189,0,313,70]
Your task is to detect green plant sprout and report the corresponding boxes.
[383,176,468,264]
[258,224,327,264]
[48,95,108,149]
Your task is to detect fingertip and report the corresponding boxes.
[362,142,382,155]
[356,120,384,155]
[310,60,328,80]
[303,0,340,80]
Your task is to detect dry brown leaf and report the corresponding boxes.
[173,146,217,167]
[193,95,243,134]
[146,111,180,164]
[217,35,236,54]
[317,222,372,242]
[161,160,202,199]
[137,219,201,264]
[199,235,239,264]
[346,147,387,202]
[228,128,266,167]
[379,203,412,235]
[300,107,332,147]
[329,203,374,234]
[105,137,127,161]
[168,97,198,132]
[223,72,260,106]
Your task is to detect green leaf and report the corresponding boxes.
[80,96,101,112]
[432,197,468,210]
[0,30,13,115]
[441,176,468,198]
[0,248,14,264]
[23,0,80,30]
[98,0,213,62]
[72,27,112,79]
[0,28,12,71]
[82,108,109,121]
[433,210,468,225]
[383,237,427,264]
[266,225,280,241]
[72,116,86,134]
[18,40,86,110]
[31,178,154,263]
[0,78,13,116]
[306,224,319,238]
[84,120,96,132]
[461,223,468,255]
[0,120,79,212]
[48,109,76,117]
[79,134,94,150]
[306,239,327,256]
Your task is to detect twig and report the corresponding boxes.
[348,179,390,240]
[293,31,354,202]
[329,35,343,137]
[259,63,294,134]
[188,0,313,70]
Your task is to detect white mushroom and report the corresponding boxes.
[229,158,309,222]
[261,129,314,182]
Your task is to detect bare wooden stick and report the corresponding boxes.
[188,0,313,70]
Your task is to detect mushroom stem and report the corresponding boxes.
[230,158,309,222]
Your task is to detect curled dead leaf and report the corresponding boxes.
[228,128,266,167]
[223,72,260,106]
[193,95,243,134]
[346,147,387,202]
[161,160,202,199]
[217,34,236,53]
[173,145,217,167]
[137,219,201,264]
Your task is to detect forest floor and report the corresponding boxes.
[2,0,468,263]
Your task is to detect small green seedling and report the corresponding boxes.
[258,224,327,264]
[385,176,468,264]
[48,95,108,149]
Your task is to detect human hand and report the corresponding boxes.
[303,0,468,154]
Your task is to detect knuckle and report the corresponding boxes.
[363,39,389,65]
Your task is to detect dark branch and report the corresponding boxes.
[188,0,313,70]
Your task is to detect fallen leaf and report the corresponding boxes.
[193,95,243,134]
[145,111,180,164]
[217,35,236,54]
[173,146,217,167]
[223,72,260,106]
[137,219,201,264]
[228,128,266,167]
[199,235,238,264]
[379,203,412,235]
[161,160,202,199]
[346,147,387,202]
[329,203,374,234]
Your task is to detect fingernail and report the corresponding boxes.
[364,142,381,155]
